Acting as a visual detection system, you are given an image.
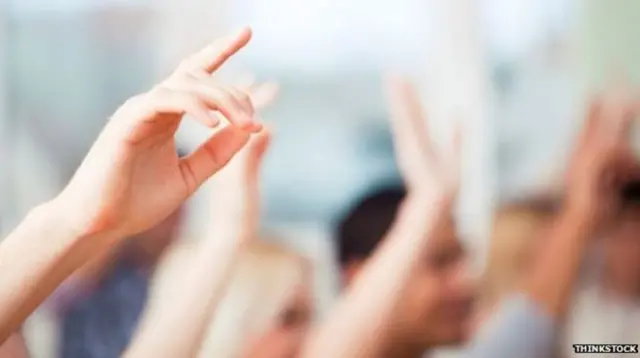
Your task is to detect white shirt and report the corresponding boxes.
[564,286,640,358]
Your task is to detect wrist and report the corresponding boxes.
[560,197,600,235]
[407,187,455,207]
[38,198,119,245]
[401,189,454,223]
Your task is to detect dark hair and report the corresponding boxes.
[621,180,640,208]
[496,196,559,218]
[336,186,406,267]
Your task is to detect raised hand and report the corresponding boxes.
[54,27,261,239]
[125,130,271,358]
[236,74,280,111]
[209,130,271,243]
[385,76,461,200]
[206,74,277,242]
[565,92,639,224]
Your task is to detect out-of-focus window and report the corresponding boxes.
[484,0,577,200]
[4,0,157,219]
[227,0,430,223]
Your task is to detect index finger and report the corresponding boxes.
[177,27,253,75]
[385,75,435,158]
[604,89,636,140]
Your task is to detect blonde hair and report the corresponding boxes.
[197,241,310,358]
[481,199,556,307]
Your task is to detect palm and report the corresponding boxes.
[58,28,262,238]
[385,76,460,197]
[121,142,188,231]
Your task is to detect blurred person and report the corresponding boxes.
[562,180,640,357]
[126,85,280,358]
[51,198,185,358]
[303,77,474,358]
[469,94,640,358]
[0,27,261,341]
[336,186,406,286]
[52,74,278,358]
[305,81,638,358]
[200,241,312,358]
[474,198,557,329]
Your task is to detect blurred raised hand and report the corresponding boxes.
[206,75,277,242]
[385,76,461,200]
[565,91,639,224]
[208,129,271,243]
[54,27,262,240]
[236,73,280,111]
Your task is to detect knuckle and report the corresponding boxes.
[176,58,195,73]
[182,93,207,112]
[238,90,251,104]
[215,88,235,104]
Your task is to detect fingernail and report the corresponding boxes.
[245,115,263,132]
[252,122,264,132]
[209,112,221,128]
[243,113,256,127]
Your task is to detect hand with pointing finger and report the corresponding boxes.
[54,27,261,240]
[207,75,277,243]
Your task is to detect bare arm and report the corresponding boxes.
[125,232,246,358]
[47,243,123,313]
[0,28,260,342]
[0,200,111,342]
[468,95,639,358]
[0,332,29,358]
[523,206,594,318]
[125,124,273,357]
[302,77,460,358]
[303,194,451,358]
[524,97,636,319]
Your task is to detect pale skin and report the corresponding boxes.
[522,94,639,319]
[468,93,640,357]
[301,77,460,358]
[125,85,275,358]
[54,75,279,300]
[0,27,261,342]
[0,331,29,358]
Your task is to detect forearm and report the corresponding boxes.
[303,193,451,358]
[125,236,245,358]
[48,244,122,313]
[0,201,111,341]
[523,204,593,319]
[0,332,30,358]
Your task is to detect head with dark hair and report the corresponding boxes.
[337,186,406,268]
[620,180,640,208]
[603,179,640,297]
[336,185,473,349]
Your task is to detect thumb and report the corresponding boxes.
[178,125,250,192]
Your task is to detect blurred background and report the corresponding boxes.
[1,0,639,356]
